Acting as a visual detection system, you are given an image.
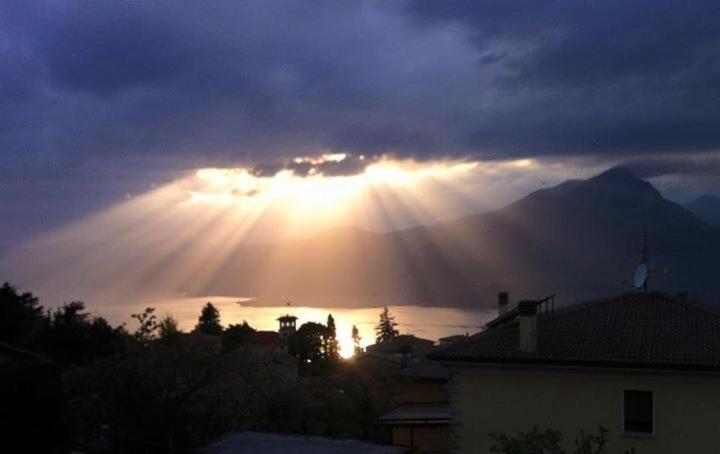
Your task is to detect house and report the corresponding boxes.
[378,402,452,454]
[243,330,288,354]
[366,338,451,453]
[366,335,436,358]
[430,292,720,454]
[438,335,469,347]
[226,330,298,380]
[201,430,407,453]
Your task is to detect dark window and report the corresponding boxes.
[624,390,653,434]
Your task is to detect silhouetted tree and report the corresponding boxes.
[351,324,363,356]
[67,337,232,452]
[289,322,327,364]
[37,301,127,364]
[375,307,399,343]
[221,321,256,353]
[325,314,340,361]
[132,307,158,343]
[0,282,43,346]
[45,301,91,362]
[194,302,223,335]
[158,314,181,339]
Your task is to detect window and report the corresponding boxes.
[623,390,653,434]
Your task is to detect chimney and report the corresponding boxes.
[518,300,538,352]
[498,292,509,316]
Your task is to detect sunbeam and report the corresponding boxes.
[0,156,575,311]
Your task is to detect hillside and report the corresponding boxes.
[5,168,719,308]
[685,194,720,226]
[201,167,720,307]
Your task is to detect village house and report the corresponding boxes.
[362,334,453,453]
[430,292,720,454]
[366,334,437,358]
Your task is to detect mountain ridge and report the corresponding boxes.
[200,166,720,307]
[6,167,719,309]
[685,194,720,226]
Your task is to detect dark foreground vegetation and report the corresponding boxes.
[0,282,396,453]
[490,427,638,454]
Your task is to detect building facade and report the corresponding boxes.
[432,293,720,454]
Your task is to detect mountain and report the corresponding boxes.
[200,167,720,307]
[6,167,720,308]
[685,194,720,226]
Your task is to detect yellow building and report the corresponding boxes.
[431,293,720,454]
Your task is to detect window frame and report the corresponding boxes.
[621,389,655,437]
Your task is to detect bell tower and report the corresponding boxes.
[277,314,297,340]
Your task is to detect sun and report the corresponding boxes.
[180,156,487,242]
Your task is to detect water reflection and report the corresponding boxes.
[99,297,496,358]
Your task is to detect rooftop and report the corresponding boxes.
[366,335,436,356]
[246,331,286,347]
[379,403,452,426]
[0,342,55,371]
[430,292,720,371]
[201,431,406,454]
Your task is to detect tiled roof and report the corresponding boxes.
[0,342,54,369]
[246,331,286,347]
[379,403,452,425]
[201,431,406,453]
[430,293,720,371]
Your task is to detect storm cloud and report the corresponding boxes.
[2,0,720,244]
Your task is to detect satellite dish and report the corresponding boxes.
[634,263,648,290]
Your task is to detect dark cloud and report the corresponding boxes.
[3,0,720,167]
[251,154,372,177]
[40,4,197,96]
[2,0,720,244]
[406,0,720,154]
[621,154,720,179]
[314,155,369,177]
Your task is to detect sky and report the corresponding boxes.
[2,0,720,250]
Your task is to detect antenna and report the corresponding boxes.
[633,230,648,292]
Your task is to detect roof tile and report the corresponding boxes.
[430,293,720,371]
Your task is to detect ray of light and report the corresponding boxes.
[2,156,558,328]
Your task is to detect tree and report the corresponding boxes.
[325,314,340,361]
[195,302,223,335]
[38,301,127,364]
[46,301,92,361]
[132,307,158,343]
[158,315,181,339]
[375,307,399,343]
[0,282,44,346]
[351,325,363,356]
[289,322,327,364]
[221,321,256,353]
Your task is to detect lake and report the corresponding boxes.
[98,296,497,358]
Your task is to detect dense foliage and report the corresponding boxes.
[0,282,384,452]
[0,282,44,345]
[490,427,637,454]
[221,321,256,353]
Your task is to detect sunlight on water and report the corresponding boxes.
[98,296,497,358]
